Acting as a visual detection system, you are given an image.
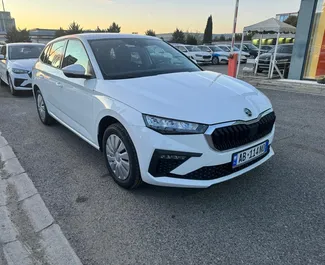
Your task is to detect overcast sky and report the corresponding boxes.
[5,0,302,33]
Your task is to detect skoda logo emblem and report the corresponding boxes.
[244,108,252,117]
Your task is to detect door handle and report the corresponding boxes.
[56,82,63,88]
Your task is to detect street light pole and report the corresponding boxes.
[230,0,240,53]
[2,0,5,12]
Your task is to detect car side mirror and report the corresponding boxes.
[62,64,92,79]
[0,54,5,60]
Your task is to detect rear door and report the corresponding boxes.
[59,39,96,142]
[34,40,67,117]
[0,45,7,82]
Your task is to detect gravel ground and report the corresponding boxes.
[0,82,325,265]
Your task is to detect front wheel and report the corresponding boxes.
[103,123,142,189]
[212,57,219,65]
[35,90,54,125]
[7,74,17,96]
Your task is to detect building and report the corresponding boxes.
[289,0,325,81]
[276,12,299,22]
[0,11,15,33]
[29,28,56,44]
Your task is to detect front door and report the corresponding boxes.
[59,39,96,143]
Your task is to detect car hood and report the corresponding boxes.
[10,59,38,71]
[189,51,211,56]
[212,51,229,57]
[235,51,250,56]
[259,53,292,60]
[97,71,272,124]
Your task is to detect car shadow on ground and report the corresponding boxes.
[0,84,33,98]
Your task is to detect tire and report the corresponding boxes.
[35,89,54,125]
[212,57,219,65]
[103,123,142,189]
[7,74,17,96]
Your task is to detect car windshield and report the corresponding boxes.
[245,43,258,50]
[209,46,223,52]
[218,46,230,52]
[185,46,201,52]
[268,45,293,54]
[89,38,201,80]
[198,46,211,52]
[8,45,44,60]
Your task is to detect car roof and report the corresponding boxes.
[52,33,158,44]
[6,42,45,46]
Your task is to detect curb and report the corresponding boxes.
[0,132,83,265]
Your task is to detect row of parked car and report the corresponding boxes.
[170,42,276,65]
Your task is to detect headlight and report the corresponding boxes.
[195,54,203,57]
[12,68,29,74]
[143,114,208,134]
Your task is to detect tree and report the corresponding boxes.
[235,33,242,41]
[219,35,226,41]
[284,16,298,27]
[5,27,31,43]
[203,15,213,44]
[107,22,121,33]
[95,26,105,32]
[186,34,198,45]
[66,21,83,35]
[171,28,185,43]
[55,27,66,38]
[145,29,156,36]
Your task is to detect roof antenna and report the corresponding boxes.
[2,0,5,11]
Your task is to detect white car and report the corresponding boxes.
[198,45,229,64]
[32,34,275,189]
[171,44,212,64]
[216,44,250,63]
[0,43,45,95]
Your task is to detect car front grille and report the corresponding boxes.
[211,111,276,151]
[167,148,270,180]
[203,56,211,59]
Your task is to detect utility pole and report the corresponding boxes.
[230,0,239,53]
[2,0,5,11]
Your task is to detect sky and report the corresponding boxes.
[5,0,301,34]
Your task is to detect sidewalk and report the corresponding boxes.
[0,132,83,265]
[239,76,325,96]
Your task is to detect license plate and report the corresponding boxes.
[232,141,269,168]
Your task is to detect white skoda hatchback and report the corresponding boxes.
[32,33,275,189]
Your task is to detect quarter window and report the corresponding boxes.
[62,39,94,76]
[48,41,66,68]
[40,45,50,63]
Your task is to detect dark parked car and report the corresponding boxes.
[261,45,275,52]
[256,44,294,77]
[235,43,265,58]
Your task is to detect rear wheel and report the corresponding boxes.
[35,89,54,125]
[103,123,142,189]
[212,57,219,65]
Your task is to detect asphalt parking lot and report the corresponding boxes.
[0,80,325,265]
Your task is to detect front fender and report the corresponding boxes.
[93,95,145,146]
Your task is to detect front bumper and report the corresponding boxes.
[11,72,32,91]
[129,121,275,188]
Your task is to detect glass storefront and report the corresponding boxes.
[304,0,325,79]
